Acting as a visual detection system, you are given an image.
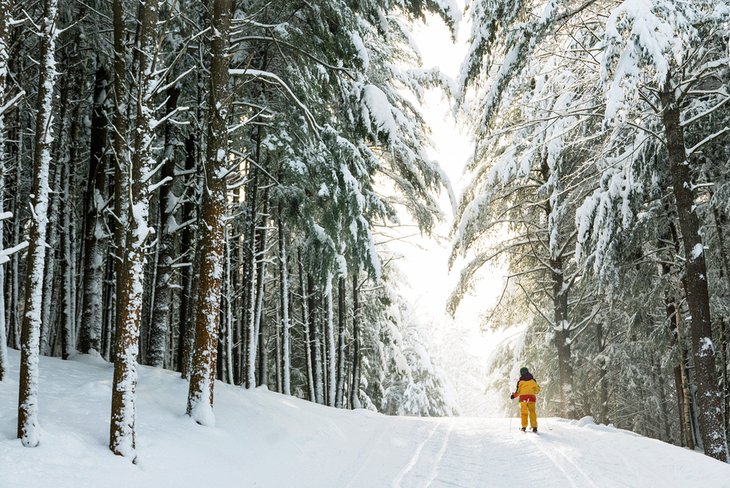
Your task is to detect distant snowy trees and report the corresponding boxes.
[455,0,730,462]
[0,0,457,460]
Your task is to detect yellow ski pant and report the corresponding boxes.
[520,401,537,429]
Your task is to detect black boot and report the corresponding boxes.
[520,427,526,432]
[532,427,538,433]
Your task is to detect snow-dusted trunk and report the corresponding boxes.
[177,133,196,377]
[243,167,259,388]
[298,252,315,401]
[0,0,9,382]
[253,189,269,386]
[224,227,234,384]
[17,0,58,447]
[594,322,608,425]
[60,158,76,360]
[277,213,290,395]
[110,0,130,363]
[309,274,324,404]
[78,65,109,355]
[661,83,728,462]
[185,0,231,426]
[550,255,574,419]
[335,277,346,408]
[325,273,336,406]
[350,273,361,409]
[39,140,61,356]
[109,0,160,459]
[148,87,179,368]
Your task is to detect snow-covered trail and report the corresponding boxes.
[339,416,715,488]
[2,350,729,488]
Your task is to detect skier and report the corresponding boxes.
[510,367,541,433]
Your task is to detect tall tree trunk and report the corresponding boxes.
[110,0,160,459]
[177,133,196,377]
[186,0,232,426]
[309,274,324,404]
[661,82,728,461]
[60,156,76,360]
[325,273,336,406]
[551,255,574,418]
[0,0,11,381]
[109,0,130,363]
[298,250,315,401]
[244,169,259,388]
[17,0,58,447]
[147,86,180,367]
[253,188,269,386]
[277,210,291,395]
[595,321,609,424]
[335,276,347,408]
[78,65,109,355]
[350,273,361,409]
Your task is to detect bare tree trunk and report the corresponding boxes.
[325,273,336,406]
[60,155,76,360]
[78,65,109,355]
[335,276,347,408]
[299,251,315,401]
[253,188,269,386]
[309,274,324,404]
[17,0,58,447]
[0,0,11,381]
[350,273,361,409]
[186,0,232,426]
[148,86,180,367]
[277,210,290,395]
[177,133,196,377]
[661,82,728,461]
[110,0,160,459]
[595,322,609,424]
[551,255,574,418]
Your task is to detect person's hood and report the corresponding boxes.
[520,373,534,381]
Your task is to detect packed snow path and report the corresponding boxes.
[2,350,729,488]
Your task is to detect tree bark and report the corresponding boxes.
[551,255,575,418]
[186,0,232,426]
[298,251,315,401]
[336,276,347,408]
[78,65,110,355]
[0,0,10,381]
[177,133,196,377]
[110,0,160,459]
[17,0,58,447]
[661,82,728,461]
[350,273,361,409]
[277,210,291,395]
[147,86,180,367]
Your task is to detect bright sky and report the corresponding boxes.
[380,7,513,415]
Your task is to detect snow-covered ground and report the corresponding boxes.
[1,349,729,487]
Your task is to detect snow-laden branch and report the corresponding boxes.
[0,91,24,117]
[0,240,29,264]
[680,94,730,127]
[687,127,730,156]
[229,68,322,131]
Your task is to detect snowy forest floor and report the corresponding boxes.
[1,350,729,487]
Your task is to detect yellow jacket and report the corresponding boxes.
[512,375,540,402]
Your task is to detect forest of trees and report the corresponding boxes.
[1,0,729,467]
[450,0,730,462]
[0,0,458,460]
